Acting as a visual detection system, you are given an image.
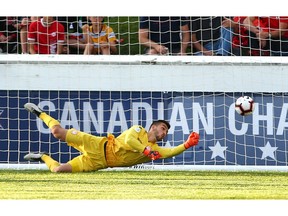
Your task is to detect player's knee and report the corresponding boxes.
[52,167,61,173]
[53,164,72,173]
[53,167,66,173]
[51,126,61,139]
[51,126,66,141]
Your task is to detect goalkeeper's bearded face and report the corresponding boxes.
[150,123,168,141]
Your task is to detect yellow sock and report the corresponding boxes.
[39,113,60,129]
[41,154,60,172]
[38,114,61,172]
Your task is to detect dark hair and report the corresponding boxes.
[149,120,171,130]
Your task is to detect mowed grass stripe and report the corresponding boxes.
[0,170,288,199]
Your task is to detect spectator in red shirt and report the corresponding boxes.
[28,16,65,54]
[230,16,248,55]
[238,16,288,56]
[18,16,40,54]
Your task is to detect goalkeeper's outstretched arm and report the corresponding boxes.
[155,132,200,159]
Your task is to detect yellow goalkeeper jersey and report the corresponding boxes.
[105,125,186,168]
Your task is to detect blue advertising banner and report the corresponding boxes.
[0,90,287,166]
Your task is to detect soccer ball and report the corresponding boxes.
[235,96,255,116]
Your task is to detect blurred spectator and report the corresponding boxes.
[190,16,233,56]
[28,16,65,54]
[18,16,40,54]
[0,16,18,53]
[242,16,288,56]
[82,16,117,55]
[230,16,248,56]
[57,16,87,54]
[216,16,247,56]
[138,16,190,55]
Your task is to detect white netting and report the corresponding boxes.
[1,55,288,171]
[1,16,288,56]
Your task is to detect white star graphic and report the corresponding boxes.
[258,141,278,160]
[209,141,227,159]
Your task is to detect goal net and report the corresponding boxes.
[1,16,288,56]
[1,54,288,171]
[1,16,288,171]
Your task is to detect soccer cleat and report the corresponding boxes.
[24,103,43,117]
[24,152,47,162]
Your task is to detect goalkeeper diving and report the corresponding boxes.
[23,103,200,173]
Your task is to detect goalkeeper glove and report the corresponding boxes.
[184,132,200,149]
[143,146,161,160]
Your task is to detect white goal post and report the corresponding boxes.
[1,55,288,171]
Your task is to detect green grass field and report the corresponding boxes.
[106,17,141,55]
[1,170,288,199]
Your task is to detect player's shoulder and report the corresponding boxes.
[130,125,146,133]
